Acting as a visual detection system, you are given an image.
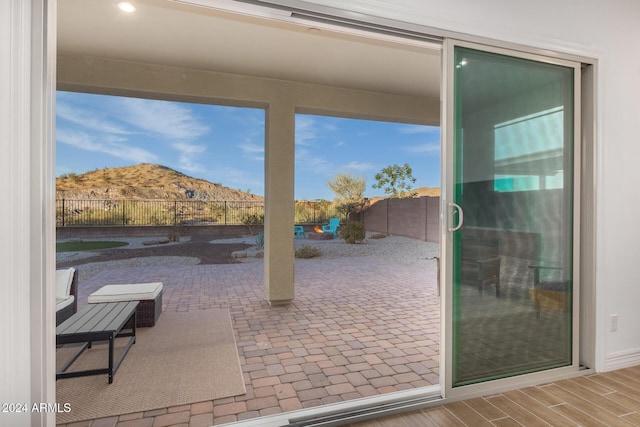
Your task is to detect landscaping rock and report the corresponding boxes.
[143,238,171,246]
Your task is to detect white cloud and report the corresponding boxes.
[295,116,318,146]
[57,128,159,163]
[238,143,265,161]
[117,98,210,141]
[397,125,440,135]
[295,148,332,174]
[172,141,206,155]
[404,143,440,154]
[57,101,132,135]
[343,161,374,172]
[171,141,208,174]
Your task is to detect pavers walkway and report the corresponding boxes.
[57,256,439,426]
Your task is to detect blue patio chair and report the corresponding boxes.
[294,225,306,239]
[322,217,341,237]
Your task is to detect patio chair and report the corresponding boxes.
[529,265,570,318]
[460,237,501,296]
[56,268,78,326]
[322,217,341,237]
[294,225,306,239]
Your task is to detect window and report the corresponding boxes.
[494,106,565,192]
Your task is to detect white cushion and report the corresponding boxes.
[88,282,163,303]
[56,268,76,299]
[56,295,74,311]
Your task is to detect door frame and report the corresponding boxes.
[30,2,599,425]
[441,37,594,400]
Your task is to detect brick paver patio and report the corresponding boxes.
[57,256,439,426]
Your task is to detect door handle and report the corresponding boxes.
[448,202,464,232]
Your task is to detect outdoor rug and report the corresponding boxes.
[56,308,245,424]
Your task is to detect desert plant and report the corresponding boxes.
[327,172,367,220]
[327,173,365,204]
[256,232,264,249]
[168,223,182,242]
[339,221,366,244]
[295,245,322,258]
[372,163,417,198]
[241,212,264,235]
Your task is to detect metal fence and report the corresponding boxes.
[56,199,339,227]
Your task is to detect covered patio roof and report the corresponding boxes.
[57,0,441,99]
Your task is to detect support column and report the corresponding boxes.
[264,102,295,305]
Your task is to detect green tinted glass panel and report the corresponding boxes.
[452,47,574,387]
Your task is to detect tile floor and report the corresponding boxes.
[350,366,640,426]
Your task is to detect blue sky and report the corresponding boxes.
[56,91,440,200]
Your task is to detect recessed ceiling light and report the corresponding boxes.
[118,2,136,13]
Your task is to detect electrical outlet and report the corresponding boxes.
[610,314,618,332]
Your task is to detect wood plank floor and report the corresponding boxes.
[349,366,640,426]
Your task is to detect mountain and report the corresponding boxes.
[413,187,440,197]
[56,164,263,201]
[368,186,440,204]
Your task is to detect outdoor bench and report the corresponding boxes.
[88,282,163,327]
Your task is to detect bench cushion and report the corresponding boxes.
[88,282,163,303]
[56,268,76,300]
[56,295,75,311]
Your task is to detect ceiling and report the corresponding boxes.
[57,0,442,98]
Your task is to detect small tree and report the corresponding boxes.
[327,172,366,219]
[241,213,264,235]
[372,163,417,198]
[327,172,365,204]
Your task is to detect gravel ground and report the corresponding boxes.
[281,232,438,267]
[57,232,440,281]
[212,232,439,268]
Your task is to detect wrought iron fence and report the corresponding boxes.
[56,199,339,226]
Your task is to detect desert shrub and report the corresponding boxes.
[241,213,264,234]
[295,245,322,258]
[167,223,183,242]
[339,221,366,244]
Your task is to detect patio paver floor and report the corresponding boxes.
[56,256,439,426]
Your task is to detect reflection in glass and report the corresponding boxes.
[452,47,574,386]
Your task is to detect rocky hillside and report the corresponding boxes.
[56,164,263,201]
[368,186,440,204]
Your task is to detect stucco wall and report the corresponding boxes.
[56,224,258,239]
[364,196,440,243]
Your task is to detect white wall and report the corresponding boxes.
[293,0,640,369]
[1,1,56,426]
[0,1,34,424]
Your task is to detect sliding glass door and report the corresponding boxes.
[443,40,581,390]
